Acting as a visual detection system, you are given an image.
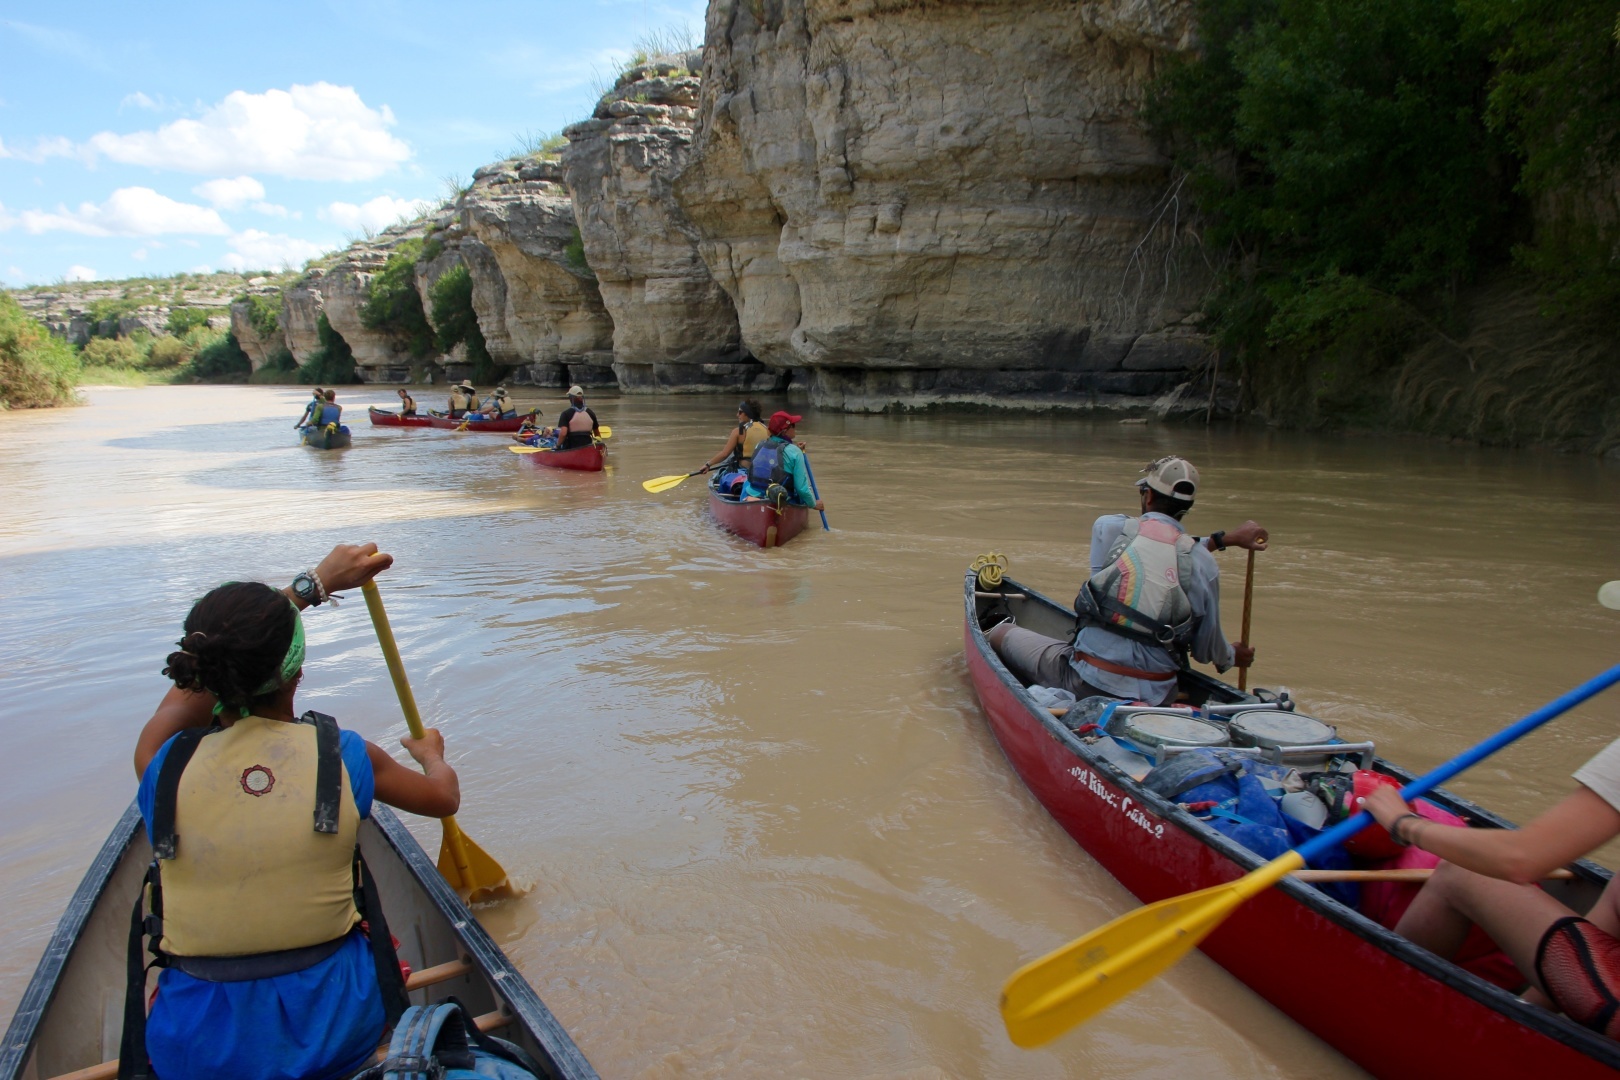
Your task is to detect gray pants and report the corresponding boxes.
[991,625,1109,699]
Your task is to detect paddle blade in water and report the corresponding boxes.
[642,473,695,493]
[438,827,528,904]
[598,425,612,439]
[1001,851,1303,1047]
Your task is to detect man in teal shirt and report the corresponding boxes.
[743,411,826,511]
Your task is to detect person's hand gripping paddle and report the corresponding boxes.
[362,581,525,903]
[999,661,1620,1048]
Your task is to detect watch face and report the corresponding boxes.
[292,573,317,600]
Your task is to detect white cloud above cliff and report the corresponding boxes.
[320,195,429,234]
[222,229,332,271]
[193,175,264,210]
[0,187,229,237]
[64,264,97,282]
[84,84,412,181]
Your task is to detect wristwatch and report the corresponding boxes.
[290,571,324,607]
[1209,530,1228,551]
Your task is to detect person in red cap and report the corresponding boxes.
[986,455,1263,706]
[742,411,824,511]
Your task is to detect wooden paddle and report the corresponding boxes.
[1237,546,1258,691]
[643,471,703,493]
[1293,867,1575,883]
[999,661,1620,1048]
[361,581,524,903]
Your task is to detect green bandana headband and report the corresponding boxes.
[213,601,305,718]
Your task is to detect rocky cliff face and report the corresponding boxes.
[675,0,1209,410]
[229,291,287,371]
[563,51,778,393]
[281,277,326,366]
[459,158,616,387]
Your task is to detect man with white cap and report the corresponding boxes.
[553,384,599,450]
[987,455,1265,706]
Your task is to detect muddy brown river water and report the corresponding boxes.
[3,385,1619,1078]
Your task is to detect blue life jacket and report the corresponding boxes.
[747,437,790,493]
[317,404,341,426]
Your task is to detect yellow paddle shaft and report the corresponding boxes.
[360,581,478,884]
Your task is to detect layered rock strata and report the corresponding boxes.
[564,52,778,393]
[675,0,1209,410]
[229,291,288,371]
[459,158,614,387]
[280,277,327,366]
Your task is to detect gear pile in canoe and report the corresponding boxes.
[300,423,352,450]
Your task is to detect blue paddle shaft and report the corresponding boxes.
[802,452,830,531]
[1295,662,1620,864]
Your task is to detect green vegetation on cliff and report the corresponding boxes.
[359,240,435,358]
[428,264,498,381]
[299,313,357,385]
[1150,0,1620,451]
[1,294,79,408]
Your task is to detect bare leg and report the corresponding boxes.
[1396,861,1578,994]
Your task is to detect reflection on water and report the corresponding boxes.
[3,385,1619,1077]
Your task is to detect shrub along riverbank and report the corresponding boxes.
[1150,0,1620,454]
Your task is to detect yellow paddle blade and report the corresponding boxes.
[598,425,612,439]
[507,445,542,454]
[438,824,527,904]
[1000,851,1304,1048]
[642,472,696,493]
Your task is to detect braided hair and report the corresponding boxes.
[163,582,297,715]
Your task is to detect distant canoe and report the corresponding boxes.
[707,471,810,548]
[0,802,598,1080]
[520,441,606,472]
[301,424,352,449]
[369,407,528,433]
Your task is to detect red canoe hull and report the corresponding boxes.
[521,443,605,471]
[707,477,810,548]
[368,407,527,433]
[963,574,1619,1079]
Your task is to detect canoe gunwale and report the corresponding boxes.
[0,803,142,1078]
[963,572,1620,1073]
[367,407,527,433]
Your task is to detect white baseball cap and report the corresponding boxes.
[1138,456,1199,501]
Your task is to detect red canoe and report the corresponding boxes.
[963,574,1619,1079]
[707,472,810,548]
[520,442,605,471]
[368,406,528,433]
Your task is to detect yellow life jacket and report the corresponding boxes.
[449,391,471,412]
[740,421,768,468]
[156,715,360,957]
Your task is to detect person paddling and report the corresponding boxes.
[742,411,824,512]
[554,385,599,450]
[396,387,417,417]
[446,380,477,419]
[1363,737,1620,1040]
[295,387,324,429]
[128,543,459,1080]
[986,455,1263,705]
[700,400,766,496]
[316,388,343,427]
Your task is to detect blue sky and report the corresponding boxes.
[0,0,704,287]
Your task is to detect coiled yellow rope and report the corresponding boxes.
[970,552,1009,591]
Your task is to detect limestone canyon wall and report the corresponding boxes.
[459,159,616,387]
[563,52,775,393]
[675,0,1210,411]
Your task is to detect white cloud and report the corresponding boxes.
[0,187,229,237]
[253,202,292,218]
[131,247,148,261]
[121,91,159,111]
[65,264,97,282]
[190,263,214,274]
[193,175,265,210]
[5,265,24,283]
[222,229,332,271]
[0,135,82,164]
[320,195,428,234]
[85,83,411,181]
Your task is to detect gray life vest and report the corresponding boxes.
[1074,516,1197,647]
